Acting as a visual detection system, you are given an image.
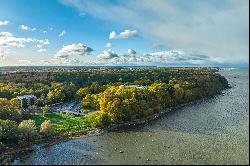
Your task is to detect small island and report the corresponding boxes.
[0,67,230,164]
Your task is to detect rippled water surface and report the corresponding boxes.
[12,68,249,165]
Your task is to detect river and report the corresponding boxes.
[12,68,249,165]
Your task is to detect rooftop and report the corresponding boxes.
[16,94,37,99]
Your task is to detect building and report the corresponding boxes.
[16,95,37,108]
[119,84,148,89]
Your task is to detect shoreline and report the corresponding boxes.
[0,91,226,165]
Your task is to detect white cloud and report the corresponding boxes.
[35,39,49,45]
[95,49,222,66]
[128,48,136,55]
[71,58,80,64]
[37,48,46,52]
[42,30,47,34]
[105,42,111,48]
[35,44,43,48]
[59,30,66,37]
[61,0,249,65]
[55,43,94,59]
[109,30,138,39]
[0,49,9,60]
[109,31,116,39]
[19,25,36,31]
[0,20,9,26]
[0,32,34,48]
[0,31,50,59]
[97,49,118,60]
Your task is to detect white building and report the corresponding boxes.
[16,95,37,108]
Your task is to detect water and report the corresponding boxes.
[12,68,249,165]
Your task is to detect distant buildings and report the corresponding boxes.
[16,95,37,108]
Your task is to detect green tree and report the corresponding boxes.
[41,105,50,115]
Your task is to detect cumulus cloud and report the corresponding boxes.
[59,30,66,37]
[71,58,80,64]
[37,48,46,52]
[35,44,43,48]
[105,42,111,48]
[19,25,36,31]
[0,32,33,48]
[97,49,118,60]
[95,49,221,66]
[0,31,50,59]
[0,20,9,26]
[109,30,138,39]
[128,48,136,55]
[0,49,9,60]
[61,0,249,65]
[109,31,116,39]
[55,43,94,59]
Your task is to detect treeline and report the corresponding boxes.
[0,67,229,151]
[79,73,229,126]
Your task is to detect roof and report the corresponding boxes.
[16,95,37,100]
[120,84,147,88]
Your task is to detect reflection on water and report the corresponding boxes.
[12,68,249,165]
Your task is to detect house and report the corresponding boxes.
[16,95,37,108]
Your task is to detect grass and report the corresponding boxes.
[31,113,93,134]
[80,109,91,114]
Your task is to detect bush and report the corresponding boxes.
[87,111,110,128]
[41,105,50,115]
[80,109,91,114]
[18,119,38,142]
[0,106,23,122]
[0,119,18,142]
[40,120,54,136]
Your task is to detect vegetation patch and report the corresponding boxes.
[31,113,93,133]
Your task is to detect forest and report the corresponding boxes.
[0,67,229,153]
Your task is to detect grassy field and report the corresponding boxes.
[31,113,93,133]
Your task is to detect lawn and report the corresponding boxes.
[31,113,93,133]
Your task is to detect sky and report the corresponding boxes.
[0,0,249,67]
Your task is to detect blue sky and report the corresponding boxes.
[0,0,249,67]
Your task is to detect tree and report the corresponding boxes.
[0,98,9,107]
[18,119,38,142]
[40,120,53,136]
[76,87,90,100]
[47,89,65,103]
[41,105,50,115]
[0,119,18,142]
[10,98,20,108]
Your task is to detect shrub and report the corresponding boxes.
[87,111,110,128]
[18,119,38,142]
[80,109,91,114]
[41,105,50,115]
[0,119,18,142]
[40,120,54,136]
[0,106,23,122]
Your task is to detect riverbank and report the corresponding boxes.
[0,128,103,165]
[106,94,223,131]
[0,91,226,165]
